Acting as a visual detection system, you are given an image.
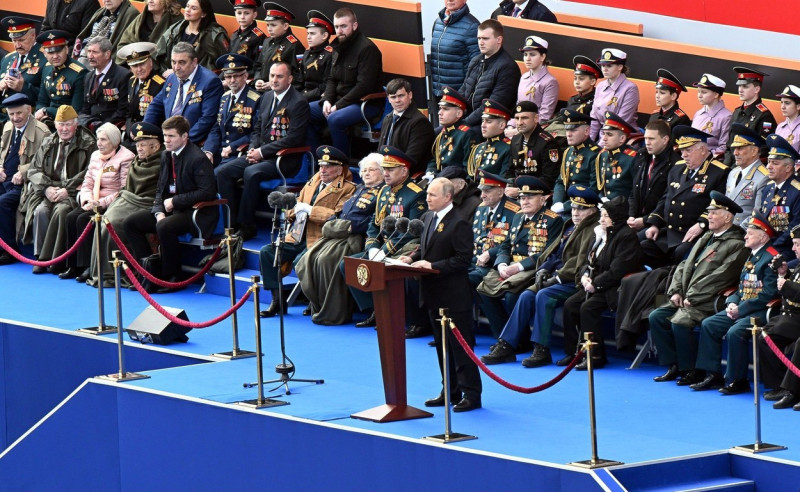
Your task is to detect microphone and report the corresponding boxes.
[268,191,283,232]
[381,215,397,235]
[387,217,410,255]
[281,193,297,210]
[408,219,424,238]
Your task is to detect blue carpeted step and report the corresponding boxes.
[632,477,753,492]
[203,268,298,303]
[611,454,754,492]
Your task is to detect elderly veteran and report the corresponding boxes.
[259,145,356,318]
[117,42,165,134]
[650,191,749,385]
[690,211,779,393]
[296,150,383,325]
[86,122,164,287]
[481,185,600,367]
[758,134,800,259]
[22,105,96,273]
[34,30,89,125]
[0,94,50,264]
[469,170,519,286]
[60,123,134,282]
[0,17,47,119]
[724,124,769,225]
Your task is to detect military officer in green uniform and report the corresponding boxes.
[346,145,427,327]
[424,86,477,179]
[470,170,519,285]
[505,101,564,194]
[477,176,563,337]
[0,17,47,122]
[34,30,88,125]
[228,0,266,77]
[300,10,334,102]
[467,99,511,181]
[253,3,303,92]
[723,66,777,166]
[117,42,164,136]
[592,111,638,201]
[552,109,599,215]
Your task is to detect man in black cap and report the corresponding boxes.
[726,123,769,225]
[0,17,47,121]
[253,3,303,92]
[228,0,266,76]
[378,78,435,175]
[476,175,563,338]
[649,191,748,386]
[300,10,334,102]
[117,42,165,134]
[649,68,690,128]
[627,119,679,232]
[593,111,637,201]
[758,133,800,259]
[723,66,776,166]
[552,109,598,215]
[0,94,50,264]
[216,61,309,240]
[505,100,563,193]
[203,54,260,166]
[424,86,477,180]
[34,30,89,124]
[467,99,511,180]
[78,36,130,131]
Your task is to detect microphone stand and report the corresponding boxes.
[245,200,324,397]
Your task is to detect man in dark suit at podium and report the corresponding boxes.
[400,177,482,412]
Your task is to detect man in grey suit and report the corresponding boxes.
[726,123,769,226]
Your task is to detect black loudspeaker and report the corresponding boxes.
[125,306,191,345]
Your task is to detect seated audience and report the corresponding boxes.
[42,0,100,40]
[551,109,598,215]
[61,123,134,281]
[424,86,478,180]
[0,17,46,116]
[116,42,165,133]
[725,124,769,225]
[78,36,130,131]
[153,0,230,75]
[723,66,776,166]
[775,85,800,152]
[589,48,639,141]
[74,0,139,64]
[253,3,303,92]
[627,120,679,233]
[591,111,637,201]
[514,36,558,123]
[378,78,435,175]
[649,68,690,128]
[35,30,89,124]
[691,73,732,158]
[116,0,183,56]
[225,0,265,79]
[505,101,563,194]
[758,134,800,259]
[300,10,334,102]
[467,99,511,180]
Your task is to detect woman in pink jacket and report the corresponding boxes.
[60,123,134,282]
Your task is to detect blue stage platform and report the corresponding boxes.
[1,260,800,490]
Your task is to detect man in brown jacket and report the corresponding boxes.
[259,145,356,317]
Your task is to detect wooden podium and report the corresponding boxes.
[344,257,435,422]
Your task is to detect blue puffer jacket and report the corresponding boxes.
[429,5,480,98]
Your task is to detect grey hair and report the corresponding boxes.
[96,122,121,148]
[431,177,454,199]
[358,153,383,171]
[87,36,113,53]
[172,41,197,59]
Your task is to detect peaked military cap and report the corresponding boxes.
[573,55,602,79]
[263,2,294,21]
[749,210,777,238]
[601,111,635,135]
[515,176,550,196]
[1,16,37,39]
[316,145,347,166]
[734,66,768,86]
[707,190,743,214]
[129,121,163,142]
[379,145,414,170]
[117,42,157,66]
[672,125,712,149]
[693,73,726,94]
[655,68,686,93]
[36,30,71,51]
[307,10,334,34]
[598,48,627,65]
[519,35,548,53]
[765,134,800,162]
[776,85,800,102]
[478,170,509,189]
[230,0,262,9]
[568,185,600,209]
[481,99,511,120]
[439,86,468,111]
[215,53,252,74]
[561,108,592,129]
[729,123,765,148]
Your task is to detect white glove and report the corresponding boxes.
[294,202,312,215]
[600,196,610,203]
[421,171,434,183]
[550,201,565,214]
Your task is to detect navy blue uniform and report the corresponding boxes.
[760,176,800,258]
[203,86,261,164]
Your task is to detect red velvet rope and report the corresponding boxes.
[105,220,222,288]
[123,266,252,328]
[449,321,584,394]
[763,332,800,379]
[0,219,94,266]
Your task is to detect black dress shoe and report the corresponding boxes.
[690,373,725,391]
[355,311,376,327]
[427,340,436,347]
[32,265,47,274]
[58,267,82,279]
[764,388,788,401]
[259,293,287,317]
[424,393,460,407]
[47,264,64,274]
[76,267,92,283]
[453,397,481,412]
[719,379,750,395]
[556,353,576,366]
[155,275,182,294]
[0,252,17,265]
[405,324,432,339]
[576,358,606,371]
[302,307,311,316]
[773,392,800,409]
[654,364,680,382]
[676,369,705,386]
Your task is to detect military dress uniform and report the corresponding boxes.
[127,71,164,128]
[553,140,599,211]
[78,62,131,130]
[468,136,510,180]
[469,195,519,285]
[695,215,779,388]
[649,104,690,128]
[427,122,476,175]
[565,55,602,117]
[301,44,333,102]
[760,176,800,258]
[723,98,776,163]
[203,86,260,165]
[0,41,46,122]
[565,90,594,116]
[229,22,266,76]
[254,28,303,90]
[340,183,381,236]
[593,146,637,200]
[506,123,563,190]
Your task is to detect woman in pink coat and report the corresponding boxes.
[60,123,134,282]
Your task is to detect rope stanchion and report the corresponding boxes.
[0,220,94,266]
[212,229,256,360]
[124,266,252,328]
[77,211,116,335]
[763,332,800,379]
[449,321,583,393]
[734,322,788,454]
[105,221,222,288]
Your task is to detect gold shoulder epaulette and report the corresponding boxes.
[407,182,422,193]
[152,74,165,84]
[247,89,259,101]
[792,180,800,190]
[68,62,84,72]
[505,201,521,212]
[544,209,559,218]
[710,159,727,170]
[757,165,768,175]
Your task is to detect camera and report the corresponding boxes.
[769,254,785,273]
[8,68,20,78]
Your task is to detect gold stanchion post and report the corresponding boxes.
[237,275,288,408]
[78,209,117,335]
[570,333,622,469]
[423,308,476,444]
[734,317,786,453]
[213,229,256,359]
[98,251,149,382]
